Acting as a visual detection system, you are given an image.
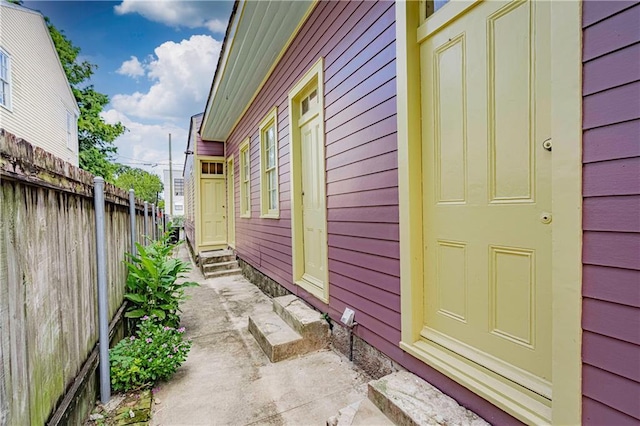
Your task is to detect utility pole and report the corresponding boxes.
[169,133,173,218]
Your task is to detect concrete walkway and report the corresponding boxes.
[151,245,371,425]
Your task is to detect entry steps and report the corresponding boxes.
[328,371,489,426]
[199,249,242,279]
[248,294,330,362]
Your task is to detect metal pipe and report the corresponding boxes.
[143,201,148,244]
[169,133,174,217]
[152,203,156,240]
[129,189,136,257]
[93,177,110,404]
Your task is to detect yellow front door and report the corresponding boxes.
[227,158,236,247]
[300,111,327,292]
[421,0,552,398]
[201,175,226,246]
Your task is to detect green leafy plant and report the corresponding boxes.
[110,317,192,392]
[124,231,197,327]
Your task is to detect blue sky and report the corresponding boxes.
[24,0,233,174]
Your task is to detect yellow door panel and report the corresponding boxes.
[201,177,227,245]
[421,0,552,395]
[227,159,236,246]
[301,115,326,290]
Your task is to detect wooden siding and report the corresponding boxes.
[222,1,520,423]
[198,141,224,157]
[581,2,640,424]
[0,5,78,165]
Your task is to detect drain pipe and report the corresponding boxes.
[129,189,136,257]
[348,322,359,362]
[94,177,110,404]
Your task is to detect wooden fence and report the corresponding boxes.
[0,131,155,425]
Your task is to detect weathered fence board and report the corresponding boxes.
[0,130,149,425]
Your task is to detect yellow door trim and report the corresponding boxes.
[227,155,236,248]
[396,1,582,424]
[288,57,329,304]
[196,156,226,253]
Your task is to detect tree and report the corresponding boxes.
[114,166,164,204]
[46,19,125,180]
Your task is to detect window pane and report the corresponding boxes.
[301,98,309,115]
[434,0,449,12]
[202,162,209,174]
[270,188,277,210]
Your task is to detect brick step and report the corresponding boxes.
[368,371,489,426]
[327,399,393,426]
[203,260,240,273]
[203,268,242,279]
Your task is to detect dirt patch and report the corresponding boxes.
[84,389,153,426]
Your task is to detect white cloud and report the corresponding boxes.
[117,56,145,78]
[111,35,221,122]
[102,109,187,176]
[114,0,228,33]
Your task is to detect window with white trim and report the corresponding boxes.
[0,48,11,109]
[259,107,279,218]
[239,138,251,218]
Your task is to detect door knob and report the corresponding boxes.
[540,212,552,224]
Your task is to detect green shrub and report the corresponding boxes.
[110,317,192,392]
[124,232,197,327]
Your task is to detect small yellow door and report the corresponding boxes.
[299,87,327,292]
[201,174,226,246]
[421,0,551,396]
[227,158,236,247]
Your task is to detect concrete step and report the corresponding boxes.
[327,399,393,426]
[368,371,489,426]
[203,268,242,279]
[272,294,329,349]
[203,260,240,273]
[248,310,305,362]
[199,249,235,266]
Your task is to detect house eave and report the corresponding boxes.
[200,0,315,142]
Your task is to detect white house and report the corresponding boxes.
[163,169,184,217]
[0,1,79,165]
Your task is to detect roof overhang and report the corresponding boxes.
[200,0,315,142]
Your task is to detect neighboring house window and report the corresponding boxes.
[0,48,11,109]
[175,204,184,212]
[66,110,77,150]
[239,138,251,218]
[174,178,184,196]
[259,107,279,218]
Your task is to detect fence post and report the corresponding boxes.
[151,203,156,240]
[129,189,136,257]
[93,177,110,404]
[143,201,148,244]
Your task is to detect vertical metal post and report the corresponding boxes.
[143,201,148,244]
[169,133,174,218]
[93,177,110,404]
[152,203,156,240]
[129,189,136,257]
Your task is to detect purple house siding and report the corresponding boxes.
[581,1,640,424]
[198,140,224,157]
[224,1,518,424]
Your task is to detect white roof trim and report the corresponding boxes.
[201,0,314,142]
